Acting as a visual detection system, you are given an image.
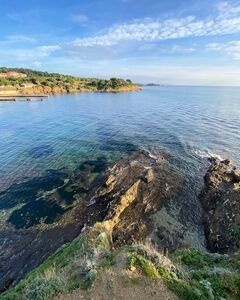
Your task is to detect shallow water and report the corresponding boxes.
[0,86,240,228]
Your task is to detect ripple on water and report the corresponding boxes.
[28,145,54,159]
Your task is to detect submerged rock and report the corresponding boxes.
[200,158,240,253]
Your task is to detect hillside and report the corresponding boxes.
[0,67,141,95]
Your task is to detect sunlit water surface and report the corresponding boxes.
[0,86,239,227]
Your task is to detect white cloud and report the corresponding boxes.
[6,35,37,43]
[217,1,240,18]
[207,40,240,59]
[170,45,195,53]
[69,5,240,48]
[36,45,61,57]
[32,61,43,68]
[138,43,157,51]
[72,14,89,24]
[3,45,61,61]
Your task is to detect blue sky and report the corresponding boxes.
[0,0,240,85]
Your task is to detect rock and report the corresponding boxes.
[200,159,240,253]
[92,150,183,249]
[233,182,240,190]
[232,168,240,181]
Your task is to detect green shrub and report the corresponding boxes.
[128,253,160,279]
[23,276,64,300]
[181,249,211,268]
[165,278,206,300]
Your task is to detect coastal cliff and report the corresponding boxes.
[1,150,240,300]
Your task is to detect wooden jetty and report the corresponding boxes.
[0,98,16,101]
[0,95,48,101]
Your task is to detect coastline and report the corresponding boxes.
[0,85,142,99]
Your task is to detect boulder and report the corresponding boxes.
[200,159,240,253]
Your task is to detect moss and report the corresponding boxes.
[128,253,160,279]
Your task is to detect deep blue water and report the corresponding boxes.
[0,86,240,226]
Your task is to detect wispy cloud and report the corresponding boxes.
[69,2,240,48]
[5,35,37,43]
[2,45,61,61]
[170,45,195,53]
[2,1,240,64]
[71,14,89,24]
[207,40,240,59]
[217,1,240,18]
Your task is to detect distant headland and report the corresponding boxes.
[0,67,141,98]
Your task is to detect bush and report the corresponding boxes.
[23,276,64,300]
[128,253,160,279]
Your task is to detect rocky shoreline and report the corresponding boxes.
[0,150,240,295]
[0,84,141,97]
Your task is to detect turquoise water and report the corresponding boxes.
[0,86,240,227]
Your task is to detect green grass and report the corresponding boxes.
[23,276,64,300]
[2,229,240,300]
[171,248,240,300]
[127,253,160,279]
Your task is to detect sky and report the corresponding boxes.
[0,0,240,85]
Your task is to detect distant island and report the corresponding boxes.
[137,83,171,87]
[0,67,141,97]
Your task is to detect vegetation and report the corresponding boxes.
[0,67,138,93]
[2,225,240,300]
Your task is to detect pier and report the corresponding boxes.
[0,95,48,101]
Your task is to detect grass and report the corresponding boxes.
[126,246,240,300]
[98,252,116,270]
[170,248,240,300]
[23,276,64,300]
[127,253,160,279]
[2,229,240,300]
[1,229,111,300]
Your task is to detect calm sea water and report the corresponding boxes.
[0,86,240,227]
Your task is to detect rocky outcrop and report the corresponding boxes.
[0,150,206,292]
[87,149,206,251]
[200,158,240,253]
[91,150,180,246]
